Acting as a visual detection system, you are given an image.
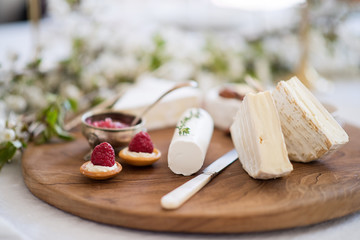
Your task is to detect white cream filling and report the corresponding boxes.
[85,162,117,172]
[122,147,156,158]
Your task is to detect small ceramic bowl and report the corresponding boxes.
[81,110,144,152]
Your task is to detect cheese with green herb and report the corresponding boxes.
[168,108,214,176]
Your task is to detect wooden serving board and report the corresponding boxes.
[22,124,360,233]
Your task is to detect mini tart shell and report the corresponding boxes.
[80,161,122,180]
[119,147,161,166]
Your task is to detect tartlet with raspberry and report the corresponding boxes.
[119,132,161,166]
[80,142,122,180]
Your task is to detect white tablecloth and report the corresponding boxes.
[1,21,360,240]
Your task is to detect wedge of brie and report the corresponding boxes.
[230,91,293,179]
[272,77,349,162]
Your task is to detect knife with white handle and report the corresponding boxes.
[161,149,238,210]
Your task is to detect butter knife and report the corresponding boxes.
[161,149,238,210]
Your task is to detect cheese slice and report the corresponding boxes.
[230,91,293,179]
[168,108,214,176]
[272,77,349,162]
[113,78,201,130]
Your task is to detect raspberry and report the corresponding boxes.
[128,132,154,153]
[91,142,115,167]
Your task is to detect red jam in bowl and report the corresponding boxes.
[86,117,130,129]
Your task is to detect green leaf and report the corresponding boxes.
[65,98,78,112]
[179,127,190,136]
[54,125,74,141]
[46,107,58,128]
[33,99,74,144]
[26,58,42,70]
[149,33,168,71]
[203,39,229,75]
[72,37,85,53]
[150,55,162,71]
[91,96,104,107]
[0,142,18,170]
[34,133,47,145]
[153,34,166,49]
[176,109,201,136]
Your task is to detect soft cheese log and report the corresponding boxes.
[230,91,293,179]
[168,108,214,176]
[272,77,349,162]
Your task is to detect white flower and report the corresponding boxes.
[24,86,47,109]
[15,124,25,139]
[80,68,99,90]
[97,88,116,100]
[254,58,271,86]
[86,29,110,54]
[4,95,27,113]
[0,100,6,124]
[115,55,140,78]
[90,52,140,83]
[92,53,121,78]
[196,71,220,91]
[5,112,19,128]
[47,0,72,18]
[227,54,245,79]
[162,28,206,63]
[154,60,195,82]
[1,128,16,142]
[61,84,82,100]
[46,72,62,90]
[121,30,154,55]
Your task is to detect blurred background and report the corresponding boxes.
[1,2,360,239]
[1,0,359,85]
[0,0,359,152]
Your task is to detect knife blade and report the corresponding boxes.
[161,149,238,210]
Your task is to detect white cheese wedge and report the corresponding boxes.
[168,108,214,176]
[203,84,255,131]
[272,77,349,162]
[230,91,293,179]
[113,78,201,130]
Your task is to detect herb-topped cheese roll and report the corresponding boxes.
[168,108,214,176]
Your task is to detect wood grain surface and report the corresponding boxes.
[22,124,360,233]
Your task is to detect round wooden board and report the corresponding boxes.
[22,124,360,233]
